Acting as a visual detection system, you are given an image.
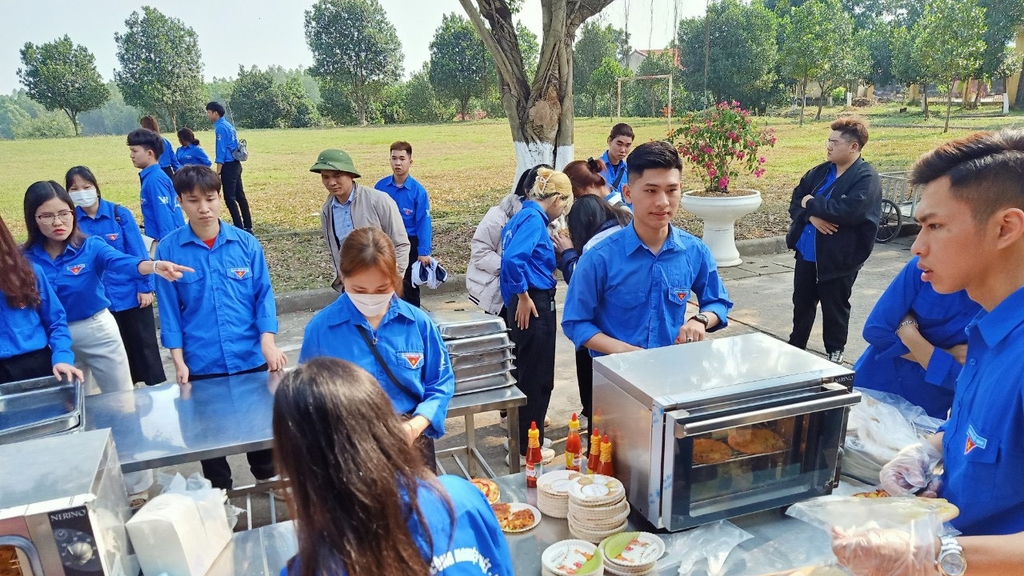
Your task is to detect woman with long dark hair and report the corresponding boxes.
[175,128,212,167]
[274,357,513,576]
[0,215,81,384]
[22,181,190,393]
[140,115,182,177]
[557,194,632,428]
[299,228,454,471]
[66,166,166,386]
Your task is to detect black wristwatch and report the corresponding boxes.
[689,313,710,328]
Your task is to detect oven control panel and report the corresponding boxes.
[48,507,102,574]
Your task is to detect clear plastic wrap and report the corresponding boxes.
[843,389,944,484]
[672,520,753,576]
[156,471,242,529]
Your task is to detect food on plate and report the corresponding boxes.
[728,427,786,455]
[492,502,536,532]
[849,490,960,522]
[470,478,500,503]
[852,488,890,498]
[693,438,732,464]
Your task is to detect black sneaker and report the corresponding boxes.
[827,349,844,364]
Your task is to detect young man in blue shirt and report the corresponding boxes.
[206,101,253,234]
[127,128,186,253]
[375,141,433,307]
[563,141,732,355]
[600,123,634,206]
[841,130,1024,575]
[155,165,287,489]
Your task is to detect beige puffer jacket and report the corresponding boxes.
[466,193,523,314]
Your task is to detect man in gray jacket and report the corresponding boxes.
[311,149,410,291]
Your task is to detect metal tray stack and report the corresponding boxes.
[0,375,84,445]
[430,311,516,396]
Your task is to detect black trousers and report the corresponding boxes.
[401,236,421,307]
[575,347,593,427]
[111,306,166,386]
[161,166,174,180]
[508,287,556,456]
[0,347,53,384]
[788,256,859,354]
[191,363,274,489]
[220,160,252,230]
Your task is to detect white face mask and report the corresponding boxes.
[348,292,394,317]
[70,188,98,208]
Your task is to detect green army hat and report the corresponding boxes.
[309,149,361,177]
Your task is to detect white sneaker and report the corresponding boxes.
[499,415,508,430]
[505,447,556,466]
[504,437,552,451]
[544,415,552,428]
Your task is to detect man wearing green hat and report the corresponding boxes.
[311,149,410,291]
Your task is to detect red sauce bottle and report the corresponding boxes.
[586,427,601,474]
[565,413,583,472]
[596,435,615,477]
[526,421,542,487]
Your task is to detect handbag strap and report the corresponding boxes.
[610,163,626,189]
[355,325,421,404]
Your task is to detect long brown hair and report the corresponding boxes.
[23,181,86,250]
[140,115,161,133]
[564,158,608,198]
[273,358,453,576]
[0,216,40,308]
[340,228,404,297]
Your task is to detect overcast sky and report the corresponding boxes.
[0,0,704,95]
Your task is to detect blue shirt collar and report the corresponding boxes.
[332,192,355,208]
[968,284,1024,347]
[326,293,415,326]
[29,237,81,261]
[621,222,683,256]
[77,199,116,222]
[522,200,551,225]
[384,174,417,189]
[140,163,162,180]
[602,150,623,170]
[178,220,238,248]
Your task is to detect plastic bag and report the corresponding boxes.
[156,472,242,530]
[672,520,753,576]
[843,389,944,484]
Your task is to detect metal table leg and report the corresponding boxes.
[464,412,477,478]
[506,405,521,473]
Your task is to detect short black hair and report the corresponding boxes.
[173,165,221,196]
[609,123,634,141]
[127,128,164,157]
[206,101,226,117]
[910,129,1024,224]
[626,141,683,183]
[65,166,102,199]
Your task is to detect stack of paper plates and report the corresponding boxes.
[566,475,629,543]
[538,470,583,519]
[599,532,665,576]
[541,539,605,576]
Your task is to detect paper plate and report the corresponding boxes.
[540,470,584,495]
[569,475,625,505]
[492,502,542,533]
[601,532,666,568]
[569,519,630,544]
[542,539,604,575]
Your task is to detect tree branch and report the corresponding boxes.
[458,0,524,99]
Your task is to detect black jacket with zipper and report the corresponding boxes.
[786,156,882,282]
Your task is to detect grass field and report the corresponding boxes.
[2,103,1022,291]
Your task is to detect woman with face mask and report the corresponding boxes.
[66,166,167,387]
[298,227,455,472]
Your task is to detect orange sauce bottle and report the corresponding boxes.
[596,435,615,477]
[565,413,583,471]
[586,427,601,474]
[526,421,542,487]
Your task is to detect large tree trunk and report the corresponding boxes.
[799,76,808,126]
[944,78,954,133]
[922,83,929,120]
[460,0,613,182]
[815,80,826,120]
[64,109,80,136]
[1016,57,1024,109]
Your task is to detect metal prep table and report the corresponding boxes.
[438,384,527,477]
[495,472,848,575]
[84,371,529,477]
[206,521,298,576]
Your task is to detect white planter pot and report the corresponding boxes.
[680,190,763,268]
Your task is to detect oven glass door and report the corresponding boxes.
[662,384,859,531]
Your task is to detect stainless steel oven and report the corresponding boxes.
[593,333,859,531]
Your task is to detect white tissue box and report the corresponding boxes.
[126,491,231,576]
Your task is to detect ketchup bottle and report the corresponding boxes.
[526,421,543,487]
[565,413,583,472]
[586,427,601,474]
[596,435,615,477]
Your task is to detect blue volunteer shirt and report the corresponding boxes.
[281,475,513,576]
[25,236,145,323]
[853,256,980,418]
[499,200,557,304]
[139,164,186,240]
[375,175,433,256]
[562,223,733,354]
[298,293,454,438]
[155,222,278,376]
[937,285,1024,536]
[159,137,182,172]
[0,265,74,366]
[795,163,838,262]
[76,200,155,312]
[214,117,239,165]
[600,150,628,197]
[176,144,212,167]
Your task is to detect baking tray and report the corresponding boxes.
[430,311,508,339]
[450,347,515,370]
[454,371,515,396]
[0,376,83,445]
[455,359,514,382]
[444,333,514,356]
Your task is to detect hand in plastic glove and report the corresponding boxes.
[831,526,939,576]
[880,441,942,496]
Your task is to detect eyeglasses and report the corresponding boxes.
[36,210,75,223]
[826,138,851,148]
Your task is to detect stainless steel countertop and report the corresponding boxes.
[207,521,297,576]
[85,370,526,474]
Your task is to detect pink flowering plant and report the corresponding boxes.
[667,100,776,194]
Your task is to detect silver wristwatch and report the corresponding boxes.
[937,535,966,576]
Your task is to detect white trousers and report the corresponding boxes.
[68,309,133,395]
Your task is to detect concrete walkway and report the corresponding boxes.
[149,234,919,525]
